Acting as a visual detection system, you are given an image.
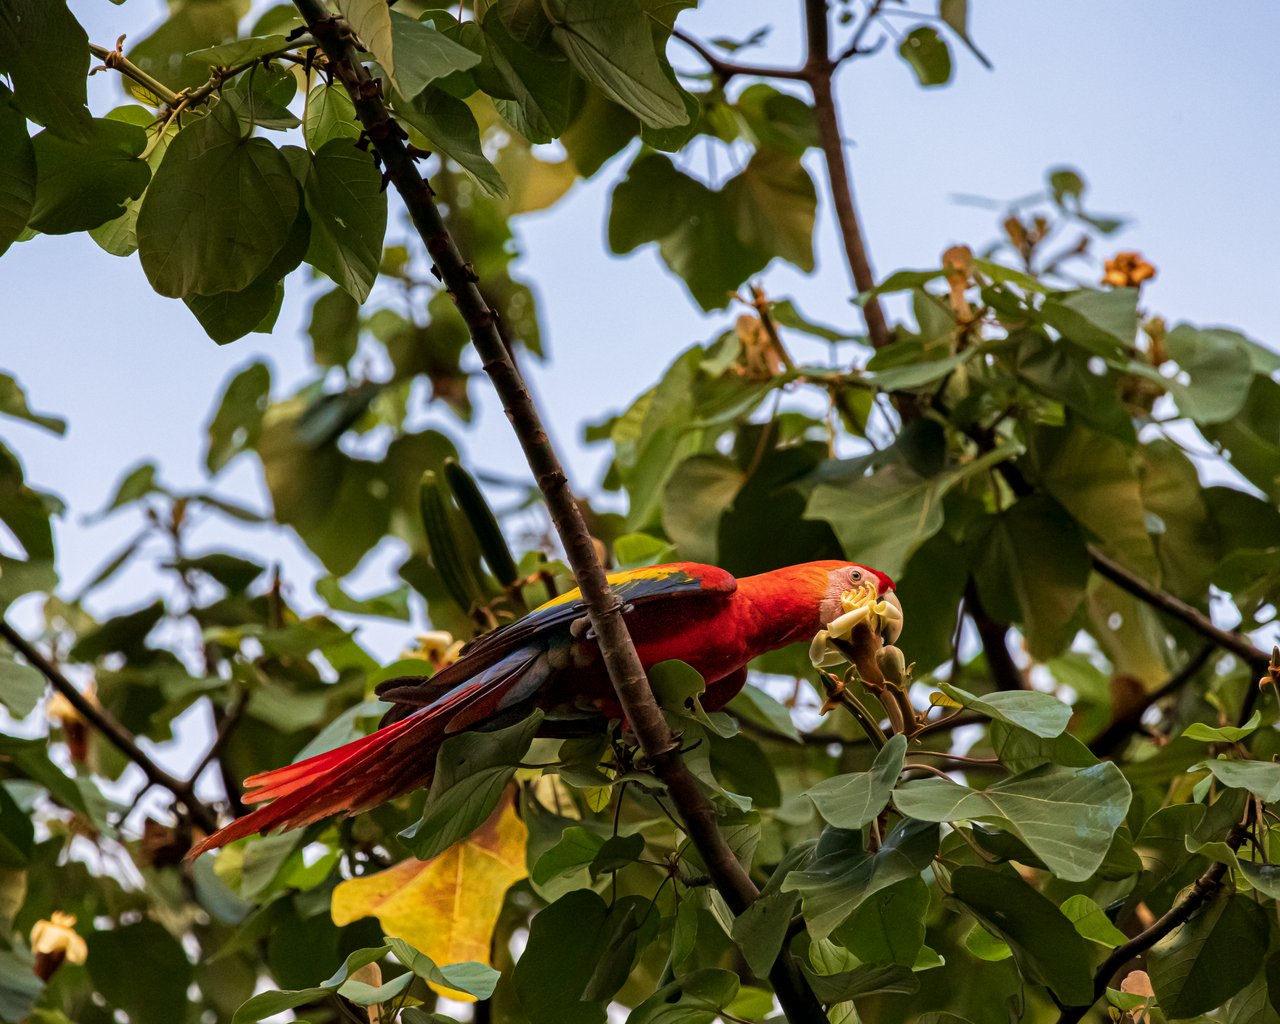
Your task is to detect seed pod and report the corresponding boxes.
[443,458,520,587]
[875,644,909,687]
[419,470,484,614]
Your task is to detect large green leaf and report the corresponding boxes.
[482,11,575,143]
[137,102,300,298]
[304,84,361,150]
[545,0,688,129]
[723,147,817,272]
[0,88,35,256]
[833,876,930,968]
[626,968,740,1024]
[300,139,387,302]
[0,0,91,141]
[206,362,271,474]
[949,867,1092,1005]
[1040,288,1139,356]
[660,454,744,564]
[1201,376,1280,504]
[399,712,543,860]
[390,12,480,98]
[1200,758,1280,801]
[398,87,507,199]
[934,682,1072,739]
[806,734,907,829]
[806,444,1015,579]
[1149,894,1269,1019]
[782,817,939,940]
[1163,323,1256,424]
[0,648,43,718]
[29,118,150,234]
[893,763,1131,881]
[971,494,1091,657]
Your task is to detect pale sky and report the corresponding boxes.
[3,0,1278,672]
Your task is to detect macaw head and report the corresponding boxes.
[817,562,903,645]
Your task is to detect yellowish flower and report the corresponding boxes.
[31,912,87,965]
[1102,251,1156,288]
[808,586,904,669]
[403,631,465,671]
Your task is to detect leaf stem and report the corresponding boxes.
[289,4,825,1020]
[90,40,181,107]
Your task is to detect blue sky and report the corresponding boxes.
[3,0,1278,662]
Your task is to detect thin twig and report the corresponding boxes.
[290,5,824,1020]
[670,29,808,81]
[90,39,181,106]
[0,619,218,834]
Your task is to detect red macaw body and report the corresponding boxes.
[189,560,896,857]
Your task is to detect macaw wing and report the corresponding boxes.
[375,562,735,720]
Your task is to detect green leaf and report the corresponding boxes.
[938,0,991,68]
[545,0,688,130]
[626,968,740,1024]
[304,84,361,150]
[1040,288,1139,356]
[398,87,507,199]
[188,34,290,66]
[1060,894,1128,947]
[1163,323,1256,424]
[184,204,309,344]
[384,937,499,1000]
[0,0,91,141]
[782,817,939,940]
[0,88,35,256]
[730,891,797,978]
[1200,758,1280,801]
[897,27,952,87]
[0,949,42,1024]
[1201,376,1280,504]
[390,12,481,98]
[1182,710,1262,743]
[1149,894,1269,1019]
[138,102,300,298]
[801,964,919,1003]
[87,919,193,1024]
[934,682,1072,739]
[971,494,1091,658]
[893,762,1131,881]
[0,648,43,718]
[833,876,929,968]
[336,0,395,87]
[399,711,543,860]
[170,553,265,593]
[734,84,819,156]
[806,734,907,829]
[89,111,177,258]
[0,373,65,435]
[723,146,817,272]
[949,866,1092,1005]
[206,362,271,475]
[727,683,801,743]
[482,10,574,143]
[231,945,392,1024]
[660,454,744,564]
[301,139,387,302]
[30,118,150,234]
[806,443,1017,579]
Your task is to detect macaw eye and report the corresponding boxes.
[849,569,862,582]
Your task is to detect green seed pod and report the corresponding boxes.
[419,470,483,613]
[443,458,520,587]
[875,644,909,688]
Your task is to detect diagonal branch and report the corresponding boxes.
[670,29,807,81]
[1088,643,1214,756]
[290,4,824,1020]
[0,618,218,834]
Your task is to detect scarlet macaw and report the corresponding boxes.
[189,560,899,856]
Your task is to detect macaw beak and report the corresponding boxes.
[880,591,903,645]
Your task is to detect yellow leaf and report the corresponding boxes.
[928,691,963,710]
[331,791,527,1001]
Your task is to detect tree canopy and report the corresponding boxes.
[1,3,1279,1024]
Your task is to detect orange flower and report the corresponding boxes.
[1103,251,1156,288]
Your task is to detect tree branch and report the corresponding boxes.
[1056,821,1249,1024]
[804,0,892,352]
[1088,643,1215,757]
[965,584,1027,691]
[670,29,808,81]
[290,4,824,1019]
[0,618,218,834]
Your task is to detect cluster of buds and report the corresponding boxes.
[1102,251,1157,289]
